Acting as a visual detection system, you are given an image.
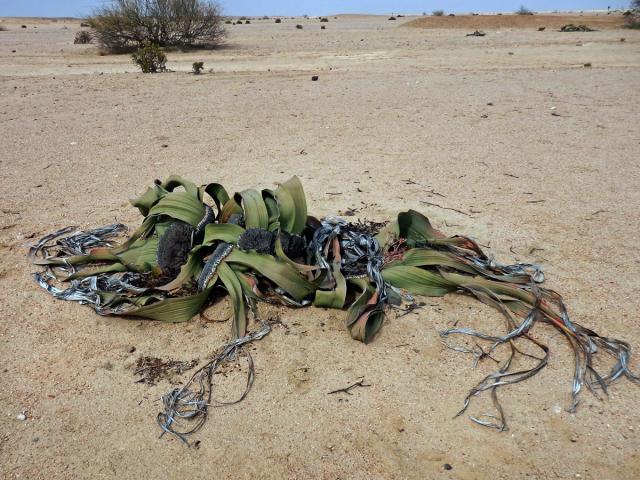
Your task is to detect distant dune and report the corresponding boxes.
[404,13,627,30]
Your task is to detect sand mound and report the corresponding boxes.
[403,13,626,30]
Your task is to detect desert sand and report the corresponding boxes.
[1,13,639,480]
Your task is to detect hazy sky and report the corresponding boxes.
[0,1,631,18]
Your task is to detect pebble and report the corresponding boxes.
[16,412,27,421]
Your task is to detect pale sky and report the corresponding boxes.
[0,0,631,18]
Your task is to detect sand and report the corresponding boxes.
[1,13,639,480]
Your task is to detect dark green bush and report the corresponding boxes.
[131,42,167,73]
[192,61,204,74]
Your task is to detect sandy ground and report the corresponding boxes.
[1,13,639,480]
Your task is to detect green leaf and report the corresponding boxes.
[161,175,199,198]
[127,287,212,323]
[382,265,455,296]
[226,249,314,301]
[397,210,445,243]
[399,248,476,275]
[202,223,245,245]
[262,189,281,231]
[201,183,230,219]
[346,279,385,343]
[130,184,167,216]
[314,261,347,308]
[275,176,307,234]
[117,236,159,270]
[220,197,243,223]
[235,189,269,230]
[375,220,399,247]
[274,233,318,273]
[149,191,205,227]
[218,262,247,337]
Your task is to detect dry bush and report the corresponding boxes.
[74,30,93,44]
[432,10,444,16]
[275,18,281,23]
[88,0,225,53]
[624,6,640,29]
[0,25,6,32]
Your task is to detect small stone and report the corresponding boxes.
[128,346,136,353]
[311,75,319,81]
[16,412,27,421]
[443,463,453,471]
[161,144,168,148]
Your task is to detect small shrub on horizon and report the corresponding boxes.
[275,18,282,23]
[131,42,167,73]
[516,6,534,15]
[296,24,303,29]
[432,10,444,16]
[192,61,204,74]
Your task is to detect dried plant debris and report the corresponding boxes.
[30,174,639,443]
[560,24,596,32]
[135,356,199,385]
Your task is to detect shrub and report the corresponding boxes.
[74,30,93,44]
[320,17,329,22]
[516,6,534,15]
[88,0,225,53]
[236,20,243,24]
[225,19,231,24]
[432,10,444,16]
[131,42,167,72]
[275,18,281,23]
[388,16,396,21]
[0,25,6,32]
[80,21,91,27]
[192,61,204,74]
[296,24,303,29]
[624,6,640,28]
[245,20,250,24]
